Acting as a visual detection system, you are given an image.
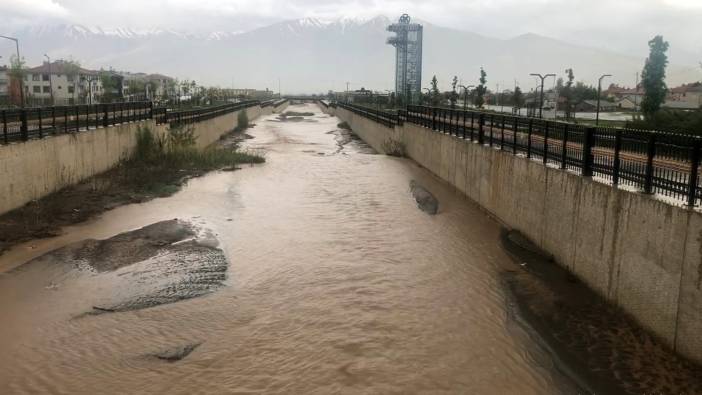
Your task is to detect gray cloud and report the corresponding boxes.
[1,0,700,63]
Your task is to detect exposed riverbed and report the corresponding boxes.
[0,103,648,393]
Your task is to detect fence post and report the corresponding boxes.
[526,118,533,158]
[561,124,569,169]
[543,122,549,164]
[51,106,56,134]
[687,138,701,206]
[38,108,43,138]
[149,102,154,120]
[643,133,656,194]
[612,129,622,185]
[432,107,436,131]
[582,127,596,177]
[20,108,28,141]
[2,110,7,144]
[478,113,485,144]
[501,115,505,150]
[512,118,517,154]
[102,104,109,128]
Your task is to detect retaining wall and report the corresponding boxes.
[0,105,271,216]
[325,104,702,364]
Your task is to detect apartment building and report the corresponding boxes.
[24,60,103,106]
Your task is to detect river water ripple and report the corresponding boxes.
[0,104,579,394]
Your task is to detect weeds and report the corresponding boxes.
[382,139,406,157]
[337,121,351,130]
[235,110,249,132]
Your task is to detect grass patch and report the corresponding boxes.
[0,125,264,254]
[381,139,406,157]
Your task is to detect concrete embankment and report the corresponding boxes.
[0,104,278,216]
[323,103,702,365]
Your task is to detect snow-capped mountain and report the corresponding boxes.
[7,16,701,93]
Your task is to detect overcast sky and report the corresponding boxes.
[2,0,701,63]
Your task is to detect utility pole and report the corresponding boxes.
[530,73,556,118]
[596,74,612,126]
[0,35,25,107]
[346,81,350,103]
[44,54,54,106]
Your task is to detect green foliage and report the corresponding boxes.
[236,110,249,131]
[8,55,26,80]
[474,68,487,108]
[513,86,524,108]
[562,68,575,118]
[381,139,406,157]
[627,109,702,135]
[450,76,459,109]
[641,35,670,117]
[430,75,440,106]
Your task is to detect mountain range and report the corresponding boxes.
[7,16,701,94]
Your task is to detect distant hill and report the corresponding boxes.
[9,16,701,93]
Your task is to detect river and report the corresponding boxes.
[0,103,581,394]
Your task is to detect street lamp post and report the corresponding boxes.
[44,54,54,106]
[529,73,556,118]
[596,74,612,126]
[0,35,25,107]
[458,84,475,112]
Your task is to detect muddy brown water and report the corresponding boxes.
[0,104,586,394]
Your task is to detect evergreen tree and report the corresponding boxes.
[513,86,524,110]
[474,68,487,108]
[641,35,669,117]
[562,68,575,118]
[430,75,440,106]
[450,76,458,108]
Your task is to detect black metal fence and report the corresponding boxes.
[336,102,400,128]
[334,102,700,206]
[154,101,259,127]
[1,100,262,145]
[404,105,702,206]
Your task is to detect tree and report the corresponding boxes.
[7,55,26,106]
[562,68,575,118]
[430,75,440,106]
[99,69,119,103]
[450,76,458,108]
[513,86,524,110]
[641,35,669,117]
[63,59,81,104]
[474,67,487,108]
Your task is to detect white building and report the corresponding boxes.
[24,60,103,106]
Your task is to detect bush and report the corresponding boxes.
[236,110,249,131]
[382,139,406,157]
[337,121,351,130]
[626,109,702,135]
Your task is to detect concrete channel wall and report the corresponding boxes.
[0,104,276,216]
[325,104,702,364]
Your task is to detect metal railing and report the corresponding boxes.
[155,101,259,127]
[1,100,262,144]
[336,102,400,128]
[1,102,153,144]
[404,105,702,206]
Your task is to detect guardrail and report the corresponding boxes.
[155,101,259,127]
[1,100,262,145]
[336,102,400,128]
[405,105,702,206]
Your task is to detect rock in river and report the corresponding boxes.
[410,180,439,215]
[18,220,228,316]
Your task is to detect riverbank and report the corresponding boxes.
[501,229,702,395]
[0,125,263,255]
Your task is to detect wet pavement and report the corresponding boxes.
[0,104,596,393]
